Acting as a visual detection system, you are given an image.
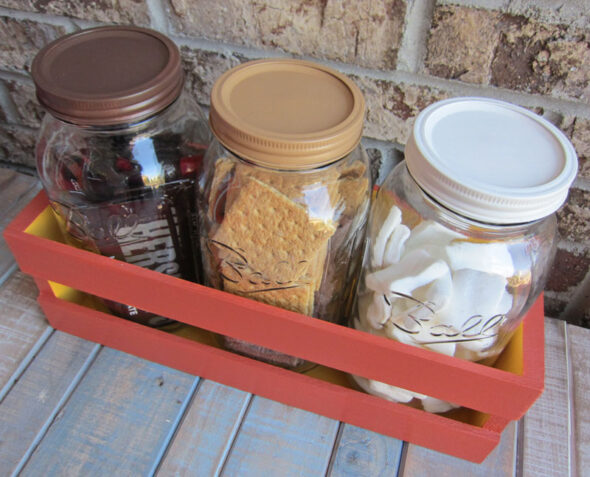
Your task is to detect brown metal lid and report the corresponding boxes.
[209,59,365,169]
[31,26,183,126]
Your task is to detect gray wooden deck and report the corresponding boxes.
[0,168,588,476]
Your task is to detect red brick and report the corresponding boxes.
[181,47,245,106]
[557,188,590,244]
[4,79,43,128]
[353,76,449,143]
[425,6,500,84]
[0,0,150,25]
[546,248,590,293]
[170,0,406,70]
[0,16,67,73]
[543,295,568,319]
[0,123,37,168]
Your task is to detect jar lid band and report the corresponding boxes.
[406,97,578,224]
[32,26,183,126]
[209,59,365,170]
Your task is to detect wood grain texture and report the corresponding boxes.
[328,424,404,476]
[220,396,340,476]
[0,169,40,285]
[0,271,49,390]
[157,380,252,476]
[0,331,98,474]
[19,347,196,476]
[568,323,590,476]
[400,421,517,476]
[522,318,569,476]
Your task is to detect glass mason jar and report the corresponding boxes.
[32,26,210,327]
[198,59,371,369]
[351,97,578,413]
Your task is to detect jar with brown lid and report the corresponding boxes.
[198,59,371,369]
[32,26,210,327]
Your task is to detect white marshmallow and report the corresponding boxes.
[366,292,392,330]
[421,397,459,413]
[436,269,511,332]
[424,340,457,356]
[366,249,450,296]
[445,240,514,277]
[404,220,465,254]
[382,223,410,266]
[371,206,402,268]
[414,270,453,311]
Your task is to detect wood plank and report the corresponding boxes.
[0,331,99,474]
[0,271,49,391]
[567,323,590,476]
[0,169,40,285]
[521,318,569,476]
[328,424,404,476]
[157,380,252,476]
[220,396,340,476]
[19,347,196,476]
[400,421,517,476]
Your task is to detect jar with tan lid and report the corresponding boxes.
[198,59,371,369]
[351,97,578,413]
[32,26,210,328]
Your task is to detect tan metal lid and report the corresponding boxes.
[31,26,183,126]
[209,59,365,169]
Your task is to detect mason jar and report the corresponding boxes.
[198,59,371,369]
[32,26,210,327]
[352,97,578,412]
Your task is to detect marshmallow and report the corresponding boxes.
[404,220,464,254]
[421,397,459,414]
[371,205,402,268]
[366,292,392,329]
[355,206,522,412]
[445,241,514,277]
[365,249,449,296]
[382,223,410,267]
[436,269,512,332]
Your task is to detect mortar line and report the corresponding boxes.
[0,81,20,123]
[146,0,170,33]
[171,34,590,118]
[0,6,76,31]
[396,0,436,74]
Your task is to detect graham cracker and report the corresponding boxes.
[227,162,341,221]
[212,176,336,285]
[224,278,315,316]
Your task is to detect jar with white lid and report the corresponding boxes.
[198,59,371,369]
[352,97,578,413]
[32,26,210,327]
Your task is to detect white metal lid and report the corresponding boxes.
[405,97,579,224]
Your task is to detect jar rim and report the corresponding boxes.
[31,26,183,126]
[209,59,365,170]
[406,97,578,224]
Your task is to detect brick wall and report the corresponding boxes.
[0,0,588,325]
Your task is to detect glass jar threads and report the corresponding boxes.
[352,97,578,413]
[198,59,371,369]
[32,26,210,327]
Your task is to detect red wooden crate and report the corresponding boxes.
[4,191,545,463]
